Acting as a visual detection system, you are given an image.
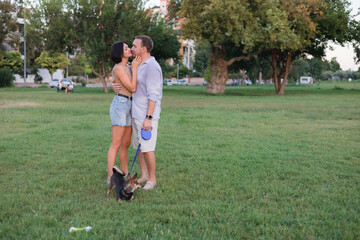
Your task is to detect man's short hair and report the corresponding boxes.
[135,35,153,53]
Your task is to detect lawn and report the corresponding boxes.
[0,82,359,239]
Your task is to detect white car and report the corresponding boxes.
[62,78,76,86]
[176,79,188,86]
[163,79,173,86]
[245,80,252,85]
[49,79,60,88]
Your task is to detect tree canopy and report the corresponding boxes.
[30,0,180,92]
[0,51,23,74]
[0,1,18,58]
[35,51,70,80]
[171,0,359,95]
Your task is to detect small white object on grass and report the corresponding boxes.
[69,226,92,233]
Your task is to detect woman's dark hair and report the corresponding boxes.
[110,41,125,64]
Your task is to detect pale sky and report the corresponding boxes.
[145,0,360,71]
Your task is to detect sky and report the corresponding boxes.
[144,0,360,71]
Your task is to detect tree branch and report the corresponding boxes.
[226,50,262,66]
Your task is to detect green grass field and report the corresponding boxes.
[1,82,359,239]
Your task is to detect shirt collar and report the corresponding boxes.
[142,56,154,65]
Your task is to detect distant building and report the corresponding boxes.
[150,0,195,70]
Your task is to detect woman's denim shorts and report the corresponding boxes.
[109,95,132,127]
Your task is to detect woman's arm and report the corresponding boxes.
[114,56,141,93]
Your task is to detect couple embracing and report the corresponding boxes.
[107,35,163,190]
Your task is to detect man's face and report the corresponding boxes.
[131,39,143,57]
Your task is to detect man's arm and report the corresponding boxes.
[142,64,162,130]
[141,100,155,131]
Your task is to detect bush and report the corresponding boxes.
[0,67,15,87]
[34,75,43,84]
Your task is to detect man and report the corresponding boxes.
[113,35,163,190]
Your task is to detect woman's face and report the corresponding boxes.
[123,43,132,58]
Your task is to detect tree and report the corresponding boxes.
[161,62,176,79]
[289,58,310,82]
[171,0,260,94]
[193,40,211,76]
[69,53,93,83]
[333,70,345,81]
[329,57,341,72]
[308,58,329,80]
[172,0,358,95]
[0,51,23,74]
[35,51,70,80]
[320,70,333,81]
[149,15,180,65]
[31,0,180,93]
[0,66,15,87]
[355,46,360,64]
[0,1,18,58]
[24,7,45,68]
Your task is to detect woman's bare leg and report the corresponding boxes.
[107,126,125,181]
[118,126,131,175]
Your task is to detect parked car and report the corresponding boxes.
[300,76,313,84]
[49,79,60,88]
[245,80,252,85]
[62,78,76,86]
[57,79,76,91]
[163,79,173,86]
[176,79,188,86]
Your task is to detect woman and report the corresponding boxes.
[107,41,141,184]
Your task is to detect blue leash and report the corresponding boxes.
[129,144,141,174]
[129,128,152,174]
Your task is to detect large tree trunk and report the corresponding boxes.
[271,50,292,95]
[206,47,228,95]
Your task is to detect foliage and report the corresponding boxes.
[307,58,330,80]
[68,53,91,77]
[161,61,176,79]
[30,0,180,93]
[320,70,334,81]
[0,66,15,87]
[0,51,23,74]
[355,46,360,64]
[171,64,191,79]
[0,1,18,56]
[149,15,180,64]
[289,58,310,81]
[193,40,211,76]
[34,70,43,84]
[329,57,341,72]
[172,0,359,95]
[23,7,45,68]
[35,51,70,78]
[240,54,273,82]
[204,63,211,82]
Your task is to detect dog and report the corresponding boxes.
[107,166,141,201]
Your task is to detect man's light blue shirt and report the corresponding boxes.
[132,56,163,120]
